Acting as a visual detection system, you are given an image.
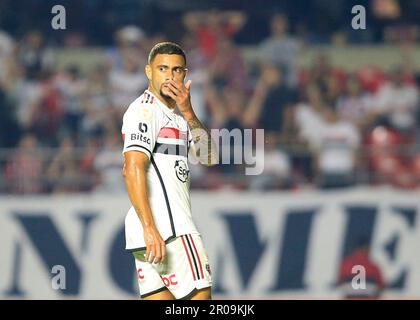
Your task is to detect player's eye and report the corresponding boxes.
[159,67,167,72]
[175,67,187,74]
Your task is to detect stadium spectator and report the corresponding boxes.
[412,154,420,187]
[291,83,328,184]
[46,137,85,193]
[323,72,343,107]
[27,70,63,146]
[313,108,361,189]
[293,83,327,149]
[258,13,300,88]
[249,132,291,190]
[204,84,247,181]
[0,78,20,148]
[109,50,148,115]
[0,30,14,84]
[243,64,297,137]
[183,10,247,63]
[81,64,113,141]
[373,66,419,133]
[355,65,385,94]
[18,31,54,81]
[180,34,209,123]
[205,84,246,131]
[336,75,376,132]
[56,65,87,142]
[365,125,417,189]
[79,137,101,192]
[8,62,42,132]
[306,54,347,98]
[93,135,125,193]
[4,134,44,194]
[105,25,147,72]
[208,35,250,93]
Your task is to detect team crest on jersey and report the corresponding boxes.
[140,107,152,121]
[174,160,189,183]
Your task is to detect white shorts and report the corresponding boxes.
[132,234,212,299]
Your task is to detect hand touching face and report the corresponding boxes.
[145,53,187,101]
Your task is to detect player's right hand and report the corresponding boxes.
[144,226,166,264]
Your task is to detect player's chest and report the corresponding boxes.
[159,115,189,143]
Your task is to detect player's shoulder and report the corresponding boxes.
[124,91,162,122]
[126,90,155,112]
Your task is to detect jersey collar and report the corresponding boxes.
[145,89,175,120]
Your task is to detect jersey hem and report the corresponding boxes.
[126,235,177,252]
[140,286,168,298]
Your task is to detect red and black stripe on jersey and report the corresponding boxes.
[153,127,189,157]
[181,235,205,281]
[141,92,154,104]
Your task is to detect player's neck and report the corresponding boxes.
[148,86,176,109]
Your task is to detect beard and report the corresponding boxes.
[160,85,173,100]
[160,90,172,100]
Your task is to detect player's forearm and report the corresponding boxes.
[185,113,218,166]
[124,163,156,228]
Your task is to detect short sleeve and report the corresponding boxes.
[122,103,161,159]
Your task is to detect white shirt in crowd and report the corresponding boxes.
[373,82,419,130]
[336,93,374,125]
[294,102,326,148]
[94,146,125,194]
[110,69,148,109]
[316,121,360,174]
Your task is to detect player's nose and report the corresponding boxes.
[170,69,178,79]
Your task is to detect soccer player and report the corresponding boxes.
[122,42,217,300]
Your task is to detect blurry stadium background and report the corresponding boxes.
[1,0,420,299]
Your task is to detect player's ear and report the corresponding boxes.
[145,64,152,81]
[183,68,188,83]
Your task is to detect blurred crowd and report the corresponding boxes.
[0,11,419,194]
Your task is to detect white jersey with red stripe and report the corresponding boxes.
[122,89,199,251]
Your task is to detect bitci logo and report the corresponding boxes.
[139,122,148,133]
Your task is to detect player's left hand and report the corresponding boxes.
[166,79,195,119]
